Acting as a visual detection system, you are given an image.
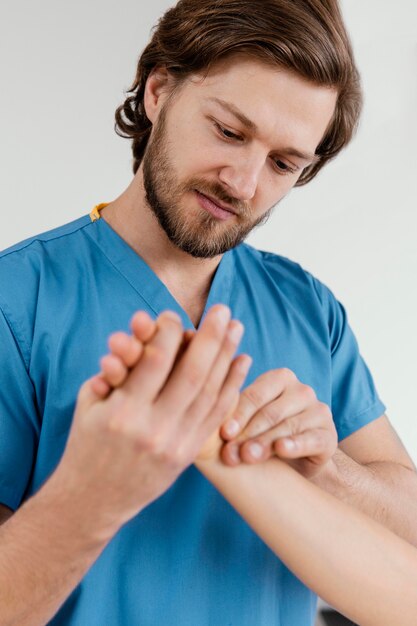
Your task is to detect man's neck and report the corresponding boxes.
[100,172,223,326]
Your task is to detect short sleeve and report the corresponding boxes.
[0,305,40,510]
[311,278,386,441]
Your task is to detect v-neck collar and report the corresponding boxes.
[86,214,236,330]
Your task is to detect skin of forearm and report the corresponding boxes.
[311,449,417,546]
[0,472,116,626]
[196,456,417,626]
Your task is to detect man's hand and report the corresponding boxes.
[219,368,337,478]
[52,305,249,538]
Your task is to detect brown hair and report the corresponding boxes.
[115,0,362,186]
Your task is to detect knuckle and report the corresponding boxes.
[311,430,324,448]
[317,401,333,421]
[243,385,266,410]
[106,416,124,436]
[286,416,300,437]
[135,429,162,453]
[277,367,296,384]
[259,369,280,389]
[158,446,176,467]
[144,432,185,467]
[163,444,187,469]
[299,384,316,403]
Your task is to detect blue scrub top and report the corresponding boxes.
[0,213,385,625]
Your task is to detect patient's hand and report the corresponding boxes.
[91,311,251,465]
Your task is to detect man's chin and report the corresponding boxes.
[170,231,239,259]
[175,240,229,259]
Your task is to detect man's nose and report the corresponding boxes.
[218,155,264,201]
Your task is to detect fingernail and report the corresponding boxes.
[214,305,231,323]
[228,322,244,344]
[239,355,253,374]
[284,439,296,451]
[224,419,240,437]
[249,442,264,459]
[163,310,182,323]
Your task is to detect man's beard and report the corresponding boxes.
[142,107,274,259]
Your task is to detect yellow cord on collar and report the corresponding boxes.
[90,203,109,222]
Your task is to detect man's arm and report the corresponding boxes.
[0,475,114,626]
[0,306,247,626]
[311,414,417,546]
[195,454,417,626]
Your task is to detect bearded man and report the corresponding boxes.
[0,1,416,625]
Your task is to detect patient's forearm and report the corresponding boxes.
[196,457,417,626]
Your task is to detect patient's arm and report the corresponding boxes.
[93,322,416,625]
[196,455,417,626]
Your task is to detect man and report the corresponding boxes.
[0,1,416,625]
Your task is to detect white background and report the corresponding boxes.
[1,1,416,460]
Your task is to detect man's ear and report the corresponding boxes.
[143,66,173,124]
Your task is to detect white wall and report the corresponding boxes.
[1,1,416,459]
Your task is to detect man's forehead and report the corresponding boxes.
[183,59,337,158]
[187,56,337,118]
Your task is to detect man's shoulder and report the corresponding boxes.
[0,214,92,264]
[238,242,309,274]
[237,242,327,302]
[0,214,94,315]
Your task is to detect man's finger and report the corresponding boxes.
[220,368,296,440]
[222,406,335,465]
[231,384,317,442]
[273,427,337,462]
[239,414,336,464]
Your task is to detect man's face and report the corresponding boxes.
[142,56,337,258]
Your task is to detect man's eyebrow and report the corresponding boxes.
[207,96,321,165]
[281,147,321,165]
[208,97,259,132]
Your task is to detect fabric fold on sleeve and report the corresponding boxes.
[0,305,40,510]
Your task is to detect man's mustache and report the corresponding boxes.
[183,178,250,218]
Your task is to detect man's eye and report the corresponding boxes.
[215,122,242,141]
[273,158,296,175]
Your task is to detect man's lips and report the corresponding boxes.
[194,190,238,218]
